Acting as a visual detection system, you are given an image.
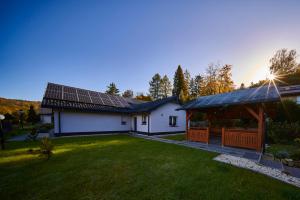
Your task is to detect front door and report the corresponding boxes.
[133,117,137,132]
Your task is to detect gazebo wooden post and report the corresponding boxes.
[221,127,225,147]
[257,104,264,152]
[186,110,189,140]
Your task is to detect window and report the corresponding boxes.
[297,96,300,105]
[142,115,147,125]
[169,116,177,127]
[121,116,127,125]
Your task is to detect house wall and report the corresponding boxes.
[53,111,131,134]
[131,114,149,133]
[149,102,186,134]
[40,115,52,124]
[282,95,300,104]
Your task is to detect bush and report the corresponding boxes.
[274,150,289,160]
[27,128,38,141]
[39,137,54,160]
[267,120,300,144]
[291,150,300,161]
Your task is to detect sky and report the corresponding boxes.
[1,0,300,101]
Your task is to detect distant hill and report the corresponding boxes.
[0,97,41,115]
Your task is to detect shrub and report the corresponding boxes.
[267,120,300,144]
[291,150,300,161]
[39,137,54,160]
[27,128,38,141]
[274,150,289,160]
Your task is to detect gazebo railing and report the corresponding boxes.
[187,127,209,143]
[222,128,259,151]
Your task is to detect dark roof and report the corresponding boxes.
[181,84,300,110]
[181,85,279,110]
[279,85,300,96]
[129,96,179,113]
[41,83,178,113]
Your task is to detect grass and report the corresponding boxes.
[162,133,186,141]
[0,135,299,200]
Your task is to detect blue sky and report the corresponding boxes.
[1,0,300,101]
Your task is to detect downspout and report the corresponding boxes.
[147,113,150,136]
[58,111,61,134]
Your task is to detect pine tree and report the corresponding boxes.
[105,83,120,96]
[172,65,188,99]
[184,69,191,97]
[149,73,162,100]
[27,105,38,125]
[122,90,134,98]
[160,75,172,98]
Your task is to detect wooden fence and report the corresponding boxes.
[222,128,259,151]
[187,127,209,143]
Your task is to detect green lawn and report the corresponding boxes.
[162,133,186,141]
[0,135,299,200]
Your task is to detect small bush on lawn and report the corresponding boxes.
[39,137,54,160]
[27,128,38,141]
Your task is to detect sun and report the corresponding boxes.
[267,73,276,80]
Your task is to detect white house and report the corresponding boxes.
[40,108,52,124]
[41,83,186,136]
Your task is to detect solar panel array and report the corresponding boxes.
[44,83,130,108]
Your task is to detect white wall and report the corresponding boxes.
[132,114,149,133]
[150,102,186,133]
[54,111,131,133]
[41,115,52,124]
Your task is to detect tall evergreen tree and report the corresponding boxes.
[122,90,134,98]
[149,73,162,100]
[172,65,188,100]
[105,83,120,96]
[27,105,39,125]
[160,75,172,98]
[184,69,191,97]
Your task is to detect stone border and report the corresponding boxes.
[214,154,300,188]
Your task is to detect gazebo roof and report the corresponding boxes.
[181,85,281,110]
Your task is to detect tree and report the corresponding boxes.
[135,93,152,101]
[184,69,191,97]
[105,83,120,96]
[27,105,39,125]
[149,73,162,100]
[160,75,172,98]
[190,75,204,99]
[270,49,300,75]
[173,65,189,100]
[202,63,219,95]
[122,90,134,98]
[239,83,246,89]
[217,64,234,93]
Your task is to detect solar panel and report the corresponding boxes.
[78,95,92,103]
[64,93,78,101]
[44,83,130,108]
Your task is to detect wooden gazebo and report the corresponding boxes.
[181,86,281,152]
